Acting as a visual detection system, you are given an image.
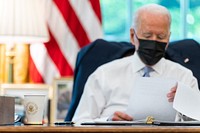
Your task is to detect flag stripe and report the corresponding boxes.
[89,0,102,23]
[30,42,60,84]
[29,56,44,83]
[44,31,73,76]
[46,0,80,69]
[54,0,90,47]
[69,0,103,41]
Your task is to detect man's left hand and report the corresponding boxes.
[167,83,178,102]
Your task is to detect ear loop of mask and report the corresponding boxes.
[133,29,140,47]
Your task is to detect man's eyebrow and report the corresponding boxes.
[142,32,152,36]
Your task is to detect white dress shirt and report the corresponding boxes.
[72,53,199,123]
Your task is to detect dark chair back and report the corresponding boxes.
[166,39,200,88]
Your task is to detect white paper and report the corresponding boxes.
[126,77,177,121]
[173,82,200,121]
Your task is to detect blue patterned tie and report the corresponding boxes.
[143,66,153,77]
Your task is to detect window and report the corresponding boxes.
[100,0,198,42]
[100,0,129,41]
[187,0,200,41]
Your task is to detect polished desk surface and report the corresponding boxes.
[0,125,200,133]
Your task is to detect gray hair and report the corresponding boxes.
[132,4,171,30]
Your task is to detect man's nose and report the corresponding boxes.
[152,35,164,42]
[151,35,158,41]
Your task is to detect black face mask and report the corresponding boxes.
[137,39,167,66]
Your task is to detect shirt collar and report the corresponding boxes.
[151,58,165,75]
[131,53,145,73]
[131,52,165,75]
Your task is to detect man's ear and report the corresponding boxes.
[130,28,135,44]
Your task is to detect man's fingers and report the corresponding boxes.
[168,97,174,102]
[112,111,133,121]
[170,83,178,92]
[167,83,178,102]
[112,115,124,121]
[117,112,133,121]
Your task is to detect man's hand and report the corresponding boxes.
[167,83,178,102]
[108,111,133,121]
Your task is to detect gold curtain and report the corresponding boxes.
[14,44,30,83]
[0,44,6,83]
[0,44,30,83]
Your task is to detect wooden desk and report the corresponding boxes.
[0,125,200,133]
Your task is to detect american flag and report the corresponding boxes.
[29,0,103,84]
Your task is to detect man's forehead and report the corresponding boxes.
[140,30,169,35]
[141,13,170,23]
[137,17,170,33]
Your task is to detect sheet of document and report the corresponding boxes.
[126,77,177,121]
[173,82,200,121]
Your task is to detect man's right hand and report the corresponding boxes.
[108,111,133,121]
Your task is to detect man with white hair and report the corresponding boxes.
[72,4,198,123]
